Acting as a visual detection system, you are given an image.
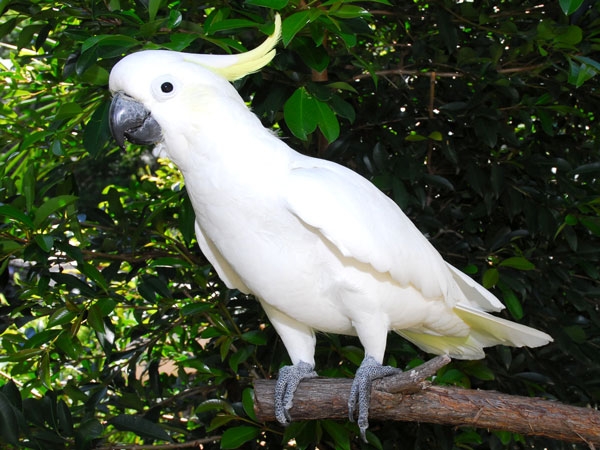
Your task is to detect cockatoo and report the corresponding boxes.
[108,15,552,440]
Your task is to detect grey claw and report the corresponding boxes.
[348,356,401,442]
[274,361,317,425]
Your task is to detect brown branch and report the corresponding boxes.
[352,64,546,81]
[254,357,600,447]
[95,436,221,450]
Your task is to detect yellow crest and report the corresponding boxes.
[185,14,282,81]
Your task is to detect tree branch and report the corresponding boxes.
[95,436,221,450]
[254,356,600,447]
[351,64,546,81]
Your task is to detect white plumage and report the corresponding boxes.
[108,15,551,438]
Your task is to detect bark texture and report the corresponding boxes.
[254,357,600,447]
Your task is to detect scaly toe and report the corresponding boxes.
[274,361,317,425]
[348,356,401,442]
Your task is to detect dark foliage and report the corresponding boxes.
[0,0,598,448]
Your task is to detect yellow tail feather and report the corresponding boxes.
[397,304,552,360]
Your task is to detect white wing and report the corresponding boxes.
[283,159,552,358]
[194,221,251,294]
[284,159,460,305]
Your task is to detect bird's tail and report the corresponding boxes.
[395,304,552,360]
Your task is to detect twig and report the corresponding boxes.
[95,436,221,450]
[373,354,450,394]
[352,64,546,81]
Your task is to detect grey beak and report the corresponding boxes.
[109,93,163,148]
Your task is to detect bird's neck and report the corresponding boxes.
[171,107,294,205]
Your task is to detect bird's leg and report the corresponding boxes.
[259,301,317,425]
[348,355,401,442]
[274,361,317,425]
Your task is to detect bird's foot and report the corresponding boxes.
[348,355,401,442]
[274,361,317,425]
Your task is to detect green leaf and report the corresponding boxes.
[34,234,54,252]
[195,398,236,415]
[80,64,109,86]
[245,0,289,9]
[26,329,61,350]
[423,174,454,191]
[149,257,193,269]
[207,19,261,34]
[580,217,600,236]
[571,161,600,174]
[501,288,524,320]
[436,368,470,387]
[47,307,78,328]
[81,34,140,54]
[75,418,104,444]
[321,420,351,450]
[405,132,427,142]
[563,325,586,344]
[329,95,355,123]
[0,240,21,257]
[39,353,51,388]
[33,195,78,228]
[148,0,162,22]
[568,59,597,87]
[428,130,443,141]
[242,388,257,421]
[482,268,499,289]
[87,304,106,334]
[462,264,478,275]
[464,362,495,381]
[55,331,84,360]
[293,37,330,72]
[22,163,35,212]
[84,101,111,156]
[220,425,260,449]
[20,130,52,152]
[555,25,582,46]
[340,345,364,366]
[181,302,212,316]
[0,382,21,410]
[0,392,20,446]
[0,348,43,363]
[436,9,458,54]
[54,102,83,122]
[282,11,313,46]
[327,81,358,94]
[573,55,600,72]
[455,429,483,446]
[229,345,253,372]
[284,87,318,140]
[109,415,172,442]
[0,204,34,229]
[563,224,578,251]
[79,262,108,291]
[50,273,97,297]
[241,330,266,345]
[329,5,370,19]
[560,0,584,15]
[314,100,340,143]
[138,275,172,301]
[499,256,535,271]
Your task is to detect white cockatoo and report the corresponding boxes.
[108,15,552,440]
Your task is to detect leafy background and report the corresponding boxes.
[0,0,599,448]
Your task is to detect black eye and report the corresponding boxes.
[161,82,174,93]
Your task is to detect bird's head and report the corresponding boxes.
[108,15,281,153]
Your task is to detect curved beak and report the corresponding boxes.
[109,93,163,148]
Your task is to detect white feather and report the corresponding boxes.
[109,39,552,366]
